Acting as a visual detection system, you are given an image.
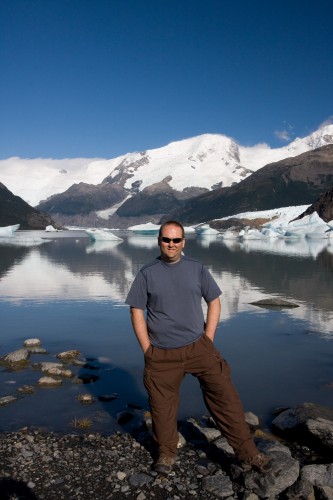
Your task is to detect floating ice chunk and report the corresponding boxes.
[241,228,266,240]
[220,228,240,240]
[85,228,123,241]
[196,224,220,235]
[128,222,160,234]
[0,224,20,236]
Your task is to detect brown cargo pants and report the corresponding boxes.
[144,334,257,461]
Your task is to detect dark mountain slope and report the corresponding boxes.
[38,181,127,215]
[165,144,333,224]
[0,183,58,229]
[293,187,333,223]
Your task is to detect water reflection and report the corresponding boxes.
[0,231,333,431]
[127,235,158,249]
[0,232,332,338]
[86,240,123,254]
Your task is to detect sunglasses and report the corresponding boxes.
[160,237,183,244]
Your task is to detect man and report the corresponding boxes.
[126,220,271,474]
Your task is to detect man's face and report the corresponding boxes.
[158,224,185,263]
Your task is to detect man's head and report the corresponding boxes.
[158,221,185,263]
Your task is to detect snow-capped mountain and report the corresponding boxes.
[0,124,332,207]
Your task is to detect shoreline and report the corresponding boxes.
[1,344,333,498]
[1,402,333,500]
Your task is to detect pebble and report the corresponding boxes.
[0,430,236,499]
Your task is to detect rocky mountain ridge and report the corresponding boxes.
[37,137,333,228]
[166,144,333,225]
[0,183,59,230]
[1,125,333,228]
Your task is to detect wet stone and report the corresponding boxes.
[23,338,41,347]
[0,395,18,406]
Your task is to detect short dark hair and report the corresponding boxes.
[159,220,185,238]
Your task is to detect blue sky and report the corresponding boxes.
[1,0,332,159]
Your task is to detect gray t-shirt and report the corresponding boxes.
[125,256,222,349]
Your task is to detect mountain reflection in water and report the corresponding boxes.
[0,230,332,433]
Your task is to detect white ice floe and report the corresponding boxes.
[85,228,123,242]
[128,222,196,235]
[0,224,20,236]
[218,208,332,242]
[196,224,220,235]
[128,222,160,234]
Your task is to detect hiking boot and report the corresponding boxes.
[241,453,272,473]
[154,456,175,474]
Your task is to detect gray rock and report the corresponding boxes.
[202,474,234,498]
[305,418,333,449]
[256,439,293,456]
[187,417,221,442]
[284,478,315,499]
[1,348,30,366]
[0,395,18,406]
[212,436,234,456]
[17,385,35,394]
[301,464,333,488]
[245,411,260,427]
[250,298,299,308]
[315,484,333,499]
[244,450,300,498]
[36,361,63,371]
[128,473,153,487]
[23,338,41,347]
[77,394,95,405]
[272,403,333,432]
[56,350,81,360]
[35,362,73,378]
[38,376,62,386]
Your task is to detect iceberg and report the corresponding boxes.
[217,210,332,243]
[196,224,220,235]
[128,222,196,235]
[0,224,20,236]
[128,222,160,235]
[85,228,123,242]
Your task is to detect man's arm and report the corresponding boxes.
[129,307,151,353]
[204,297,221,341]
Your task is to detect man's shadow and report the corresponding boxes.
[0,478,39,499]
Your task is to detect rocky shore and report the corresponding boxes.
[0,403,333,500]
[1,341,333,499]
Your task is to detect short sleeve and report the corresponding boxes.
[125,271,148,310]
[201,266,222,303]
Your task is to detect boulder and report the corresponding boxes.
[38,376,62,387]
[244,440,300,498]
[77,394,95,405]
[56,350,81,360]
[0,395,18,406]
[17,385,35,394]
[23,338,41,347]
[1,348,30,367]
[305,417,333,450]
[202,473,234,498]
[35,362,74,378]
[284,478,315,499]
[250,298,299,308]
[301,463,333,488]
[272,403,333,455]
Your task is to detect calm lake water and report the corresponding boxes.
[0,230,332,434]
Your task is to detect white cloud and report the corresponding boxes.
[274,129,291,141]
